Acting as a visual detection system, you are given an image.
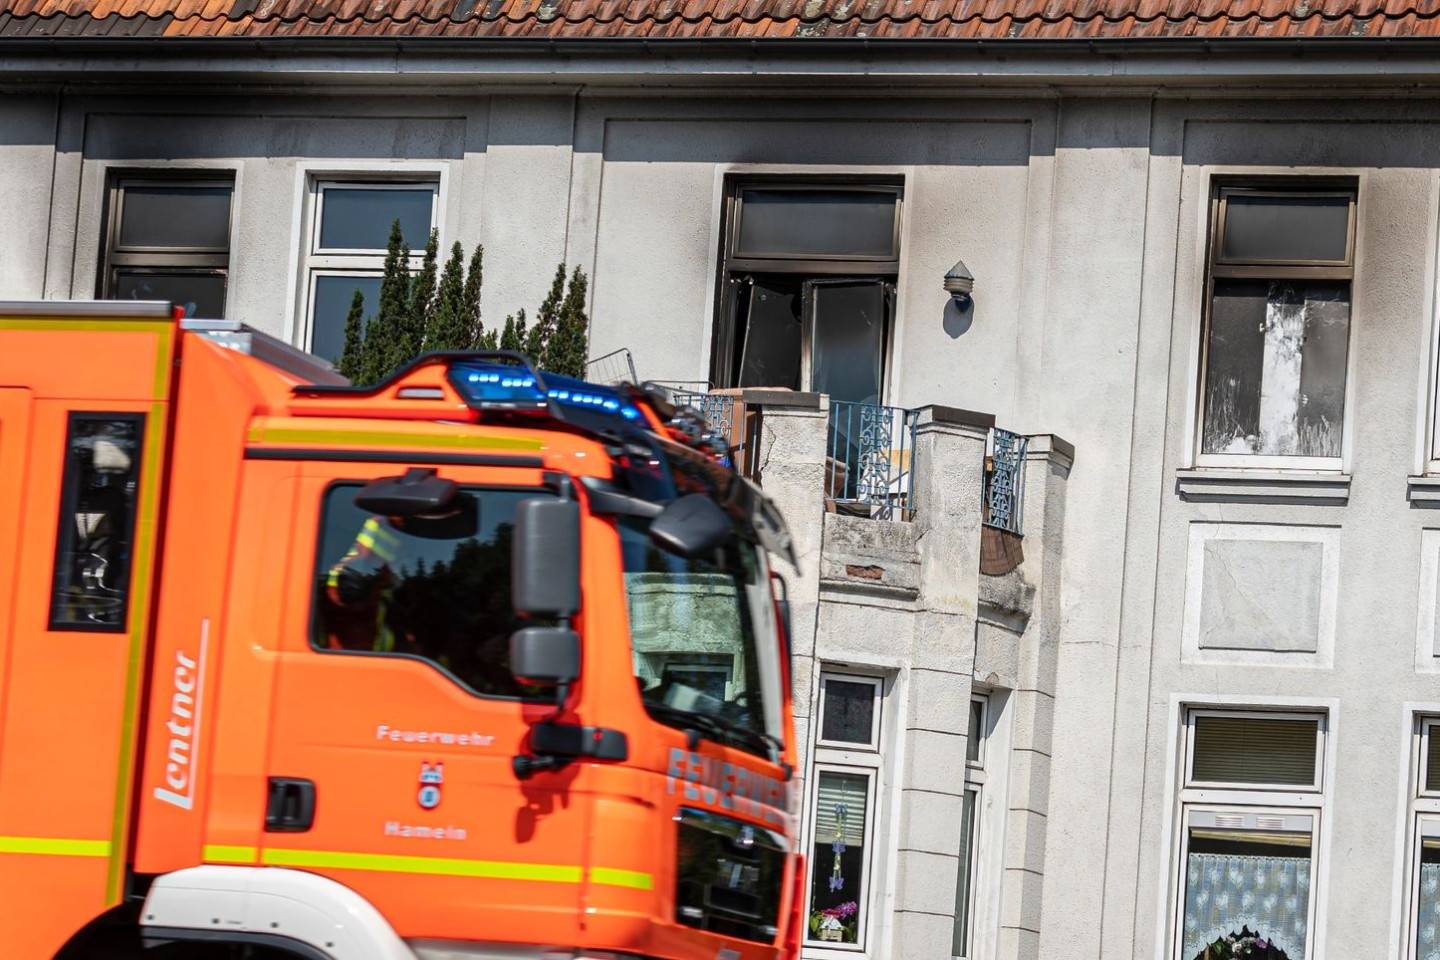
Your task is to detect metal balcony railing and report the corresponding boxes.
[650,383,759,478]
[826,401,919,521]
[983,427,1027,535]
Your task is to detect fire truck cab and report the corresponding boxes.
[0,301,803,960]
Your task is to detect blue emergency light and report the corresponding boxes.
[446,358,643,426]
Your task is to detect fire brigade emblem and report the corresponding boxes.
[417,761,444,810]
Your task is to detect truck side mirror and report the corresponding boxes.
[510,626,580,685]
[355,467,458,517]
[648,494,730,559]
[512,498,580,618]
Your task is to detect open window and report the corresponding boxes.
[712,180,901,405]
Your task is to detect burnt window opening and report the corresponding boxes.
[1199,182,1356,464]
[100,172,234,320]
[712,180,901,406]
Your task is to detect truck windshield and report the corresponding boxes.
[619,515,778,756]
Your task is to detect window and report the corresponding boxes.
[1404,718,1440,960]
[50,414,145,631]
[711,180,901,406]
[805,670,886,950]
[1173,709,1324,960]
[953,694,988,959]
[620,514,778,754]
[310,482,545,700]
[302,181,438,366]
[101,174,234,319]
[1198,183,1356,468]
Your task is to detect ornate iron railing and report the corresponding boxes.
[826,401,919,521]
[983,428,1028,535]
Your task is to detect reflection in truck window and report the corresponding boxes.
[311,483,550,700]
[50,414,144,631]
[618,515,771,747]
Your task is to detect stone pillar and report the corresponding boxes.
[741,389,828,777]
[889,405,993,960]
[996,434,1072,960]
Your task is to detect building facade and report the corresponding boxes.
[6,7,1440,959]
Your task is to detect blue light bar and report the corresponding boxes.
[446,359,643,425]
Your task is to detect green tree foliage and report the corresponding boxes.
[336,288,366,382]
[333,228,590,385]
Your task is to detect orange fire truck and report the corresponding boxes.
[0,300,803,960]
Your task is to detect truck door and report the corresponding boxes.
[0,389,32,761]
[259,458,586,943]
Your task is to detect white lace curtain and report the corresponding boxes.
[1417,862,1440,960]
[1182,852,1310,960]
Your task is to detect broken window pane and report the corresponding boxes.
[737,278,802,390]
[1221,194,1349,264]
[113,270,227,320]
[736,189,897,260]
[1202,279,1349,458]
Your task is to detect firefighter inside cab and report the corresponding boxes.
[319,472,481,657]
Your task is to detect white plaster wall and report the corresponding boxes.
[0,95,58,300]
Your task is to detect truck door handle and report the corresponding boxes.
[265,777,316,832]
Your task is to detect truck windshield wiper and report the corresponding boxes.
[644,700,779,763]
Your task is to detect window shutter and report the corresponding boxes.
[1190,714,1319,786]
[814,770,869,847]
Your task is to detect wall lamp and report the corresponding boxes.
[944,259,975,307]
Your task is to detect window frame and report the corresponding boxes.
[48,411,147,634]
[1403,716,1440,960]
[815,673,884,751]
[953,693,990,960]
[711,176,903,392]
[1194,177,1358,472]
[803,668,889,956]
[1183,708,1325,794]
[99,171,235,314]
[1168,706,1328,960]
[298,176,440,357]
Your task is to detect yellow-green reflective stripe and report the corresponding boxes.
[203,845,258,864]
[247,427,543,452]
[261,848,582,884]
[589,867,654,891]
[0,837,111,857]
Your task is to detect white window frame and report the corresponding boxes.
[287,167,446,354]
[952,693,989,960]
[804,668,887,957]
[1402,715,1440,960]
[1167,706,1328,960]
[815,673,884,750]
[1188,175,1360,475]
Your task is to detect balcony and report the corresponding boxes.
[654,385,1027,544]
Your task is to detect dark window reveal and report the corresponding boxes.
[50,415,145,631]
[311,483,550,699]
[713,179,900,397]
[101,175,234,319]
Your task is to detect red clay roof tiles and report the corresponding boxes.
[2,0,1440,39]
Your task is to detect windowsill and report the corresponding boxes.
[1174,468,1351,505]
[1407,476,1440,506]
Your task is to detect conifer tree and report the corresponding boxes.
[499,310,526,352]
[525,264,567,370]
[360,219,410,384]
[401,228,439,360]
[337,288,366,381]
[428,242,469,352]
[462,244,485,349]
[546,266,591,378]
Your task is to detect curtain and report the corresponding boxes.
[1418,862,1440,960]
[1182,853,1310,960]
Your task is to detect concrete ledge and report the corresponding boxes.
[1408,476,1440,506]
[1025,433,1075,464]
[819,512,921,601]
[739,389,823,409]
[918,404,995,430]
[1175,469,1350,505]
